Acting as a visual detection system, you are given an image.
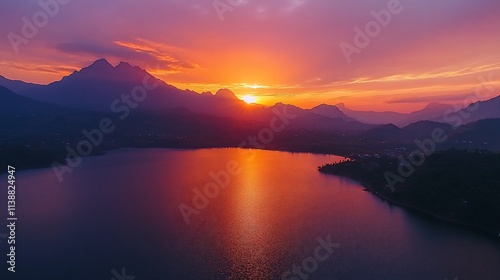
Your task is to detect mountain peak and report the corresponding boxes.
[335,103,346,109]
[215,88,237,99]
[90,58,113,68]
[61,59,157,85]
[116,61,133,69]
[313,103,336,109]
[270,102,305,115]
[77,58,113,75]
[273,102,298,108]
[310,103,353,121]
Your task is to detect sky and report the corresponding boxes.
[1,0,500,112]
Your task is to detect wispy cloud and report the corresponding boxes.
[385,93,477,104]
[55,39,198,74]
[342,63,500,85]
[0,0,499,110]
[0,61,76,75]
[114,39,199,73]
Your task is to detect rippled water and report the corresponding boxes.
[2,148,499,279]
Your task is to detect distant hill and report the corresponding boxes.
[358,117,500,152]
[337,102,454,127]
[0,75,42,93]
[359,123,402,141]
[432,95,500,125]
[0,85,67,117]
[269,102,375,132]
[400,120,453,139]
[445,118,500,151]
[336,103,407,125]
[309,104,355,122]
[399,103,452,127]
[339,96,500,128]
[360,121,453,143]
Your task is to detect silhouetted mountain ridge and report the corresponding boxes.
[0,75,42,93]
[432,96,500,124]
[0,85,68,117]
[2,59,499,136]
[309,104,355,121]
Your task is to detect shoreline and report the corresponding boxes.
[0,145,348,175]
[319,169,500,241]
[3,146,499,241]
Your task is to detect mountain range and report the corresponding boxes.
[1,59,378,132]
[0,85,69,117]
[337,102,452,127]
[1,58,499,153]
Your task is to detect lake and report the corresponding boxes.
[1,148,499,279]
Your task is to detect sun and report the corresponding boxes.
[242,95,257,104]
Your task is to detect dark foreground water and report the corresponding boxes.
[1,148,499,280]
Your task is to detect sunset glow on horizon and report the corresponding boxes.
[242,94,258,104]
[1,0,499,112]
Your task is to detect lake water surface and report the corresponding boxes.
[2,148,500,280]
